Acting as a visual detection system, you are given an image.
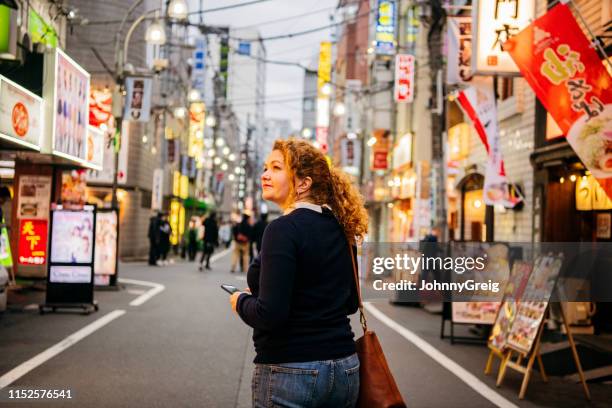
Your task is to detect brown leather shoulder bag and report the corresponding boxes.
[349,244,407,408]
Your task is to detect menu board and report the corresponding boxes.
[488,261,533,352]
[452,244,509,324]
[50,209,94,263]
[17,175,51,219]
[507,256,563,355]
[94,210,117,276]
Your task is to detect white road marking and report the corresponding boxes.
[364,303,519,408]
[210,247,232,263]
[118,278,165,307]
[0,310,126,389]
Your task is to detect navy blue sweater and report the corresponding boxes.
[236,207,359,364]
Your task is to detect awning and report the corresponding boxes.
[183,197,214,211]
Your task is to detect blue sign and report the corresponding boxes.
[192,38,206,94]
[237,42,251,56]
[375,0,396,55]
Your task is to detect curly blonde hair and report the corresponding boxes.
[272,138,368,243]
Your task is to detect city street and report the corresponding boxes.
[1,250,610,407]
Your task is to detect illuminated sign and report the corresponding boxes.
[375,1,396,55]
[394,54,415,103]
[473,0,534,74]
[18,219,48,265]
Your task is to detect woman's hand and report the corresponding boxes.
[230,288,251,313]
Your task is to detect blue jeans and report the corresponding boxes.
[252,353,360,408]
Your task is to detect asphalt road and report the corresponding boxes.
[0,249,610,407]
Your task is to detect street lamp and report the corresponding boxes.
[145,19,166,45]
[333,102,346,116]
[168,0,189,20]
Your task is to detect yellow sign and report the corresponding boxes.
[172,171,181,197]
[180,175,189,199]
[576,175,612,211]
[169,200,180,245]
[317,42,332,96]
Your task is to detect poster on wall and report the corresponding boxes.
[50,208,94,264]
[61,170,87,206]
[86,124,128,185]
[446,17,473,84]
[17,218,48,265]
[507,256,562,355]
[85,125,104,170]
[0,75,44,149]
[17,175,51,219]
[504,4,612,200]
[89,87,112,128]
[124,77,152,122]
[340,138,361,177]
[49,49,90,160]
[94,210,117,276]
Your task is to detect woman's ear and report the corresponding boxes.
[296,176,313,194]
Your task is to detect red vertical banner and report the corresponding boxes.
[18,219,48,265]
[504,4,612,198]
[394,54,415,103]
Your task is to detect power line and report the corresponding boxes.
[235,5,335,29]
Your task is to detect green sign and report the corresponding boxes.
[29,9,58,48]
[0,5,10,54]
[0,227,12,267]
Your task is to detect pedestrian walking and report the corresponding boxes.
[219,221,232,248]
[252,212,268,255]
[230,213,251,273]
[158,213,172,265]
[147,212,161,266]
[199,212,219,271]
[187,218,198,261]
[229,139,368,407]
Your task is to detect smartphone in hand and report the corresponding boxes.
[221,284,240,294]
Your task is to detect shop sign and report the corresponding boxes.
[43,48,90,162]
[371,129,390,171]
[18,219,48,265]
[94,210,118,276]
[596,213,611,239]
[124,77,152,122]
[29,9,58,48]
[85,126,104,170]
[17,175,51,219]
[392,133,412,170]
[317,42,332,96]
[169,200,181,245]
[152,169,164,211]
[0,75,44,150]
[575,175,612,211]
[340,138,361,177]
[375,0,396,55]
[89,88,112,128]
[446,17,473,84]
[86,125,128,185]
[344,80,361,133]
[505,4,612,200]
[0,226,13,267]
[472,0,534,74]
[192,37,206,93]
[394,54,415,103]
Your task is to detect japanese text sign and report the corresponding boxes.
[505,4,612,199]
[394,54,415,103]
[18,219,48,265]
[473,0,535,74]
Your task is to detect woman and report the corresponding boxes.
[229,139,368,407]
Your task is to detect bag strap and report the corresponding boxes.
[348,243,368,333]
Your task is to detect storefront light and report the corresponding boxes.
[387,203,394,209]
[207,149,215,157]
[367,136,377,147]
[145,20,166,45]
[205,116,216,127]
[142,135,148,143]
[188,89,200,102]
[228,153,236,161]
[560,177,565,184]
[570,174,577,182]
[228,174,235,181]
[221,163,228,171]
[333,102,346,116]
[321,83,332,96]
[302,128,313,138]
[222,147,230,156]
[215,138,225,147]
[473,199,482,209]
[173,106,186,119]
[213,157,222,166]
[387,180,394,188]
[168,0,189,20]
[347,132,357,140]
[394,177,401,187]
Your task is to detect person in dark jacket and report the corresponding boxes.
[252,212,268,255]
[158,213,172,265]
[147,212,161,266]
[230,213,252,273]
[229,139,368,407]
[199,212,219,271]
[187,218,198,261]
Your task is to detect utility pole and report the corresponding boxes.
[427,0,448,242]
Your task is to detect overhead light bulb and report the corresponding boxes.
[188,89,200,102]
[333,102,346,116]
[145,20,166,45]
[168,0,188,20]
[222,147,230,156]
[214,157,222,165]
[228,153,236,161]
[221,163,228,171]
[321,83,332,96]
[205,116,216,127]
[173,107,186,119]
[215,138,225,147]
